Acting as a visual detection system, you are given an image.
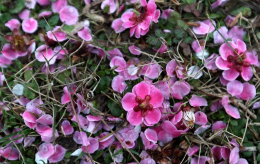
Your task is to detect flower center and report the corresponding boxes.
[226,49,250,72]
[129,7,147,25]
[133,95,153,117]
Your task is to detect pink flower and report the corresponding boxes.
[193,19,216,35]
[2,147,19,160]
[78,27,92,41]
[112,18,126,33]
[18,9,30,20]
[121,81,163,126]
[101,0,117,14]
[216,39,258,81]
[22,18,38,33]
[52,0,67,13]
[35,45,57,65]
[119,0,160,38]
[59,6,79,25]
[161,9,174,19]
[140,128,158,150]
[129,45,141,55]
[111,75,127,93]
[47,26,67,42]
[48,145,66,163]
[5,19,20,31]
[38,11,52,18]
[211,0,229,9]
[1,43,27,60]
[170,81,191,100]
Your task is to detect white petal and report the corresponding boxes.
[12,84,24,96]
[71,148,82,156]
[196,50,209,60]
[35,152,48,164]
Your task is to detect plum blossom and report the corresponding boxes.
[101,0,117,14]
[122,81,163,126]
[114,0,160,38]
[216,39,258,81]
[59,6,79,25]
[193,19,216,35]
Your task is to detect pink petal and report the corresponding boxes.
[99,132,115,149]
[171,111,183,125]
[227,80,243,96]
[212,121,226,132]
[149,86,163,108]
[5,19,20,31]
[61,120,74,135]
[101,0,117,14]
[189,95,208,107]
[61,86,71,104]
[26,99,44,116]
[110,56,126,72]
[82,137,99,154]
[18,9,30,20]
[21,110,37,129]
[222,68,239,81]
[253,102,260,109]
[112,18,126,33]
[121,93,138,111]
[129,45,141,55]
[241,66,253,81]
[187,145,200,156]
[38,11,52,18]
[225,104,240,119]
[171,81,190,100]
[219,41,235,60]
[205,53,219,70]
[153,81,171,100]
[158,130,173,144]
[236,39,247,54]
[22,18,38,33]
[52,0,67,13]
[2,147,19,160]
[121,11,134,22]
[140,16,152,30]
[203,19,216,33]
[140,61,162,79]
[73,131,90,146]
[24,136,36,147]
[212,146,222,161]
[25,0,36,9]
[244,50,258,66]
[59,6,79,25]
[35,45,56,64]
[132,81,151,99]
[36,114,53,125]
[38,143,55,159]
[193,22,210,35]
[135,25,141,38]
[194,111,208,125]
[144,129,157,143]
[71,115,89,131]
[0,55,12,68]
[225,15,236,27]
[78,27,92,41]
[220,75,230,86]
[48,145,66,163]
[221,146,231,160]
[192,40,204,53]
[112,75,127,94]
[1,43,19,60]
[166,59,178,77]
[211,0,229,9]
[105,48,123,60]
[36,0,51,6]
[191,156,210,164]
[47,26,67,42]
[236,158,249,164]
[213,26,229,44]
[127,110,142,125]
[230,138,239,147]
[194,124,211,135]
[240,82,256,101]
[130,26,137,37]
[229,147,239,164]
[228,26,246,42]
[140,0,147,6]
[161,9,174,19]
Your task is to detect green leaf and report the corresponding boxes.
[257,32,260,40]
[49,14,60,26]
[155,29,165,38]
[174,28,185,39]
[24,70,33,82]
[103,5,110,13]
[231,6,251,17]
[63,25,74,32]
[177,20,188,30]
[24,158,34,164]
[258,143,260,152]
[0,13,11,24]
[209,13,221,19]
[68,0,82,9]
[104,153,113,164]
[182,0,195,4]
[23,82,39,99]
[93,150,104,160]
[230,119,238,126]
[167,11,180,24]
[257,154,260,162]
[9,0,25,13]
[146,35,158,45]
[242,142,254,157]
[65,151,71,159]
[129,149,139,156]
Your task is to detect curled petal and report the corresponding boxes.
[22,18,38,33]
[59,6,79,25]
[5,19,20,31]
